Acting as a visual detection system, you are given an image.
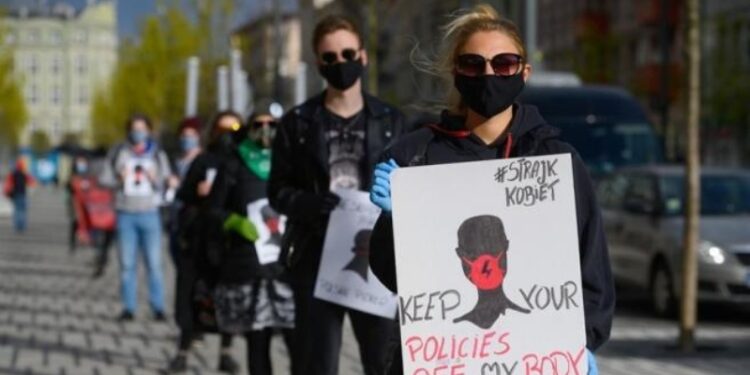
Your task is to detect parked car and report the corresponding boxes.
[520,85,664,177]
[597,165,750,316]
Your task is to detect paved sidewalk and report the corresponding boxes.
[0,188,364,375]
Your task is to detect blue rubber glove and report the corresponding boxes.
[587,349,599,375]
[370,159,399,213]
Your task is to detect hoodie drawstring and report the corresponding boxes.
[503,133,513,159]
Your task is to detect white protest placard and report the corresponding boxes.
[247,199,285,265]
[314,189,398,319]
[391,154,587,375]
[123,159,154,197]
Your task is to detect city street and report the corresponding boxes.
[1,189,750,375]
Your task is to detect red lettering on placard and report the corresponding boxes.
[411,364,466,375]
[522,348,585,375]
[494,332,511,356]
[405,336,423,362]
[403,332,513,363]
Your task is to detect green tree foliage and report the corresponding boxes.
[29,130,51,155]
[0,15,29,146]
[91,0,236,146]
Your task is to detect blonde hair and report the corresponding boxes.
[416,4,526,115]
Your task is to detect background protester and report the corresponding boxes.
[368,5,614,375]
[100,114,176,322]
[268,15,407,375]
[168,117,203,265]
[167,111,243,374]
[208,104,294,375]
[66,155,117,278]
[3,158,35,233]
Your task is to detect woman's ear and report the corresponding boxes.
[522,64,532,82]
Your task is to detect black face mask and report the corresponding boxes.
[454,73,525,118]
[210,132,237,153]
[319,60,364,91]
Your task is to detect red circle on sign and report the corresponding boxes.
[468,254,505,290]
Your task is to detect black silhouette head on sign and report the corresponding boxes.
[453,215,529,329]
[343,229,372,281]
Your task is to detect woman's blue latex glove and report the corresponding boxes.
[587,349,599,375]
[370,159,399,213]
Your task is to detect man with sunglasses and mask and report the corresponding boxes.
[268,14,407,375]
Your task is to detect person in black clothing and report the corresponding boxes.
[167,111,242,374]
[208,106,294,375]
[368,5,614,375]
[267,15,407,375]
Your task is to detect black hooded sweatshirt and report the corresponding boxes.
[369,103,614,353]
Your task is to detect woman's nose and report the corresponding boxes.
[484,60,495,75]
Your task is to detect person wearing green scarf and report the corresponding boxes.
[207,106,295,375]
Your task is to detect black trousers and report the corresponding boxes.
[246,328,294,375]
[292,277,397,375]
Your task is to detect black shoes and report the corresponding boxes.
[218,354,240,374]
[117,310,168,322]
[117,310,134,322]
[167,354,187,373]
[153,311,168,322]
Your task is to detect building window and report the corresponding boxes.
[50,30,63,44]
[26,84,39,105]
[52,85,61,105]
[52,120,62,138]
[28,55,39,74]
[78,86,88,105]
[51,56,62,75]
[74,30,88,43]
[76,56,87,75]
[27,29,40,43]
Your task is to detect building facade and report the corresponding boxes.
[4,0,117,145]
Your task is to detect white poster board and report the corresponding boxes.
[123,159,155,197]
[247,199,285,265]
[314,189,398,319]
[391,154,587,374]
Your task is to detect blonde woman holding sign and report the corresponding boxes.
[369,4,614,375]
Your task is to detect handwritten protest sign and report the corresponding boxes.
[391,154,587,375]
[314,189,398,319]
[246,199,285,265]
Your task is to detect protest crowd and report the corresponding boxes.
[3,4,614,375]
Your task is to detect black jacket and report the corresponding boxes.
[207,148,282,283]
[370,104,614,352]
[267,91,407,280]
[176,150,226,260]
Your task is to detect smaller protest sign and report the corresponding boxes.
[246,198,285,265]
[314,189,398,319]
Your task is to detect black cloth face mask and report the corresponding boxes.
[319,60,364,91]
[454,73,525,118]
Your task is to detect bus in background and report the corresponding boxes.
[520,84,664,177]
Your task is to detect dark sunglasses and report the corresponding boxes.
[455,53,524,77]
[253,120,278,128]
[320,48,361,65]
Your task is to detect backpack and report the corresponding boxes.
[2,174,13,198]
